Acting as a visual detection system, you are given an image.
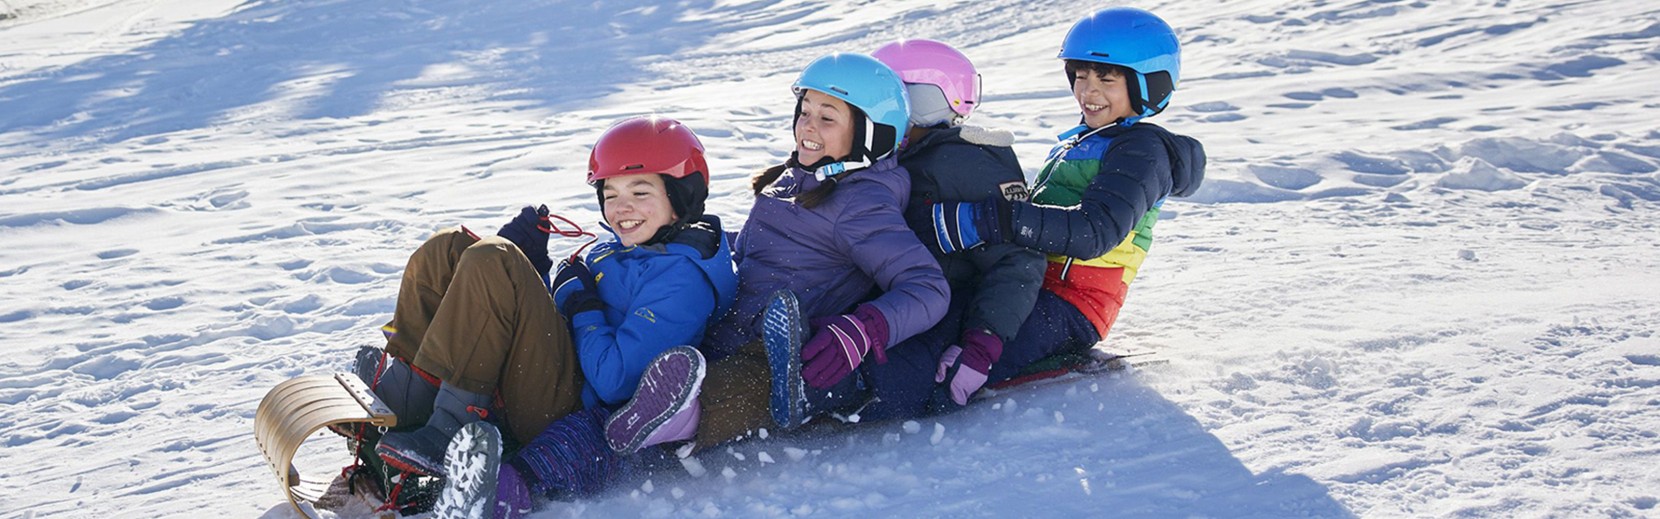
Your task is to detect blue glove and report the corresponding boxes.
[498,205,554,277]
[927,196,1013,255]
[551,259,603,316]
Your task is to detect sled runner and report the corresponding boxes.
[254,373,397,518]
[978,348,1164,399]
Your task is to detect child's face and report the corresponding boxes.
[601,172,677,246]
[1073,67,1137,128]
[794,89,854,166]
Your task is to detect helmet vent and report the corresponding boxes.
[1090,51,1112,58]
[830,86,849,95]
[624,164,645,170]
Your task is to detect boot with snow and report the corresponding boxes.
[762,290,808,430]
[376,381,491,477]
[605,346,706,454]
[432,421,503,519]
[331,346,440,440]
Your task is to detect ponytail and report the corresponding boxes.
[750,164,789,196]
[750,161,848,209]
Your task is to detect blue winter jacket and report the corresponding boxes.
[567,216,738,408]
[704,156,949,362]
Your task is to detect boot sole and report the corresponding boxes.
[605,346,706,454]
[763,290,806,431]
[432,422,502,519]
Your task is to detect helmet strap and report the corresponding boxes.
[814,109,878,181]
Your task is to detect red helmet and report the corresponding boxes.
[588,116,709,185]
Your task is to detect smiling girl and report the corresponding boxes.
[602,53,950,455]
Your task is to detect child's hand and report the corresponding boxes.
[925,197,1013,255]
[801,304,889,389]
[498,204,554,276]
[935,328,1003,406]
[551,259,601,316]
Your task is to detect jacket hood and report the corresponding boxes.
[665,215,725,260]
[665,214,737,320]
[1162,130,1206,198]
[1123,122,1206,198]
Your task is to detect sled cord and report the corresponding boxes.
[547,211,598,263]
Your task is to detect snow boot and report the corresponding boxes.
[432,421,502,519]
[330,346,439,440]
[376,381,491,477]
[605,346,706,454]
[356,346,440,426]
[762,290,808,430]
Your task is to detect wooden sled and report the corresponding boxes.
[255,373,397,518]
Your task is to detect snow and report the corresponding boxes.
[2,0,1658,517]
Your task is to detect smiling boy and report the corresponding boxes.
[923,7,1207,388]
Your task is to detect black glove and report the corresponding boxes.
[551,259,603,316]
[498,205,554,277]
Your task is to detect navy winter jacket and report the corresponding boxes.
[1010,122,1205,259]
[899,126,1045,343]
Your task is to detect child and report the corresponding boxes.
[846,38,1046,421]
[921,7,1206,391]
[350,116,737,514]
[604,53,950,455]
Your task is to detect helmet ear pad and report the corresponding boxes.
[1138,70,1175,116]
[864,110,898,161]
[661,173,707,225]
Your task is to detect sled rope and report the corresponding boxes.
[547,211,598,264]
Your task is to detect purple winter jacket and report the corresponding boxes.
[703,155,950,362]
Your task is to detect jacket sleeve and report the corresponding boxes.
[837,193,950,348]
[1008,130,1174,259]
[568,259,718,406]
[961,243,1045,342]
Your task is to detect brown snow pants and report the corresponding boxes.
[381,227,583,444]
[693,339,773,450]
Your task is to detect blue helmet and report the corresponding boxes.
[792,53,911,175]
[1058,7,1180,119]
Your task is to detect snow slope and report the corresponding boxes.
[2,0,1658,517]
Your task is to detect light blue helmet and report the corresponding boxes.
[1058,7,1180,119]
[792,53,911,175]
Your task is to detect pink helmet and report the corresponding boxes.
[872,39,981,127]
